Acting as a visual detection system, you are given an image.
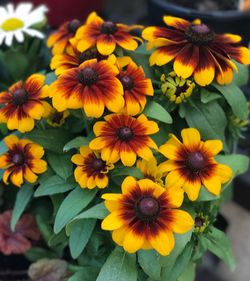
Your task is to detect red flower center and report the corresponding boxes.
[185,24,214,45]
[12,153,25,166]
[101,21,118,35]
[92,158,106,171]
[195,216,205,228]
[120,75,134,90]
[68,19,81,34]
[78,67,99,85]
[187,152,205,171]
[116,126,134,141]
[137,197,160,219]
[12,89,29,105]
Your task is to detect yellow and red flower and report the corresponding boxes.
[117,59,154,115]
[49,59,124,118]
[0,135,47,187]
[0,74,51,133]
[142,16,250,86]
[73,12,141,56]
[159,128,233,201]
[50,43,116,76]
[47,19,82,55]
[101,176,194,255]
[89,114,159,167]
[137,157,163,185]
[71,146,114,189]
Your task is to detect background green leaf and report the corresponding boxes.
[138,250,161,280]
[143,101,173,124]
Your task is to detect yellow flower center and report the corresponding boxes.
[1,18,24,32]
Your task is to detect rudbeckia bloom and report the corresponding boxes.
[50,44,116,76]
[71,146,114,189]
[142,16,250,86]
[50,59,124,118]
[159,128,233,201]
[101,176,194,255]
[0,74,51,133]
[74,12,141,56]
[0,135,47,187]
[89,114,159,167]
[117,59,154,115]
[0,3,47,46]
[137,157,163,185]
[47,19,82,55]
[46,108,69,127]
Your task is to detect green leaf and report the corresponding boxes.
[25,247,57,262]
[143,101,173,124]
[233,61,249,87]
[213,83,248,120]
[110,166,143,179]
[185,99,227,141]
[96,247,137,281]
[68,267,99,281]
[25,128,72,154]
[47,152,73,180]
[138,250,161,280]
[36,214,53,244]
[160,231,192,268]
[197,187,219,201]
[11,184,34,231]
[48,230,67,247]
[200,88,221,103]
[216,154,249,176]
[178,263,195,281]
[54,188,97,233]
[45,72,57,85]
[34,175,75,197]
[0,138,8,154]
[162,241,194,281]
[202,227,236,270]
[64,136,90,152]
[72,203,109,221]
[69,219,96,259]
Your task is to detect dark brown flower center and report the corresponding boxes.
[137,197,160,218]
[185,24,214,45]
[12,153,25,166]
[77,67,99,85]
[68,19,81,34]
[195,216,205,228]
[51,112,63,124]
[12,89,29,105]
[92,158,106,171]
[187,152,205,171]
[101,21,117,35]
[116,126,134,141]
[120,75,134,90]
[175,84,189,97]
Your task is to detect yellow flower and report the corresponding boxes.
[159,128,233,201]
[161,72,195,104]
[0,135,47,187]
[101,176,194,255]
[136,157,163,185]
[71,146,114,189]
[47,108,69,127]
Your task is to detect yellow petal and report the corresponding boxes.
[165,170,185,189]
[18,117,35,133]
[158,160,178,173]
[166,186,184,208]
[159,134,183,160]
[30,159,47,174]
[96,176,108,189]
[181,128,201,148]
[121,176,137,194]
[112,226,127,246]
[149,230,175,256]
[101,211,124,230]
[4,135,19,149]
[183,180,201,201]
[10,168,24,187]
[28,143,45,158]
[102,193,123,201]
[24,166,38,183]
[123,229,145,253]
[202,176,221,196]
[71,154,84,165]
[89,137,106,150]
[0,154,9,169]
[170,210,194,234]
[214,164,233,184]
[203,140,223,156]
[120,148,137,167]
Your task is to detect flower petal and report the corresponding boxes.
[170,210,194,234]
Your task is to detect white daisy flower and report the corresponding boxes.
[0,3,48,46]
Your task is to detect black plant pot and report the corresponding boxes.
[147,0,250,45]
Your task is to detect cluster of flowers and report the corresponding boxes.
[0,11,249,256]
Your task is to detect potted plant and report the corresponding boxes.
[0,2,249,281]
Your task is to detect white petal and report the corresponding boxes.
[14,30,24,42]
[5,32,14,46]
[24,28,44,39]
[0,7,8,19]
[25,5,48,26]
[6,4,14,15]
[15,3,33,17]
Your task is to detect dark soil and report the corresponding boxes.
[0,254,29,281]
[168,0,239,11]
